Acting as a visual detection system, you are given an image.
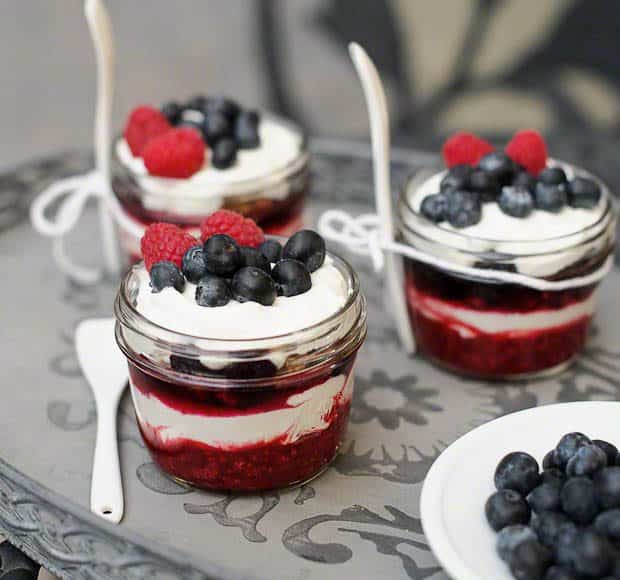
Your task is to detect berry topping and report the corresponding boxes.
[235,110,261,149]
[272,259,312,297]
[498,186,535,218]
[258,239,282,263]
[478,151,517,186]
[149,261,185,293]
[283,230,326,272]
[177,119,205,135]
[539,167,567,185]
[211,138,238,170]
[195,274,231,307]
[202,112,232,146]
[161,101,182,124]
[535,182,567,213]
[203,234,241,277]
[420,193,448,223]
[469,168,499,201]
[505,129,548,176]
[442,132,494,168]
[566,177,602,209]
[200,210,265,248]
[141,222,197,271]
[181,245,208,283]
[440,164,472,192]
[485,489,531,531]
[232,266,277,306]
[239,246,271,274]
[446,191,482,228]
[511,170,536,192]
[123,105,172,157]
[143,127,205,178]
[185,95,208,111]
[203,96,241,120]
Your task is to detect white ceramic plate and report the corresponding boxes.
[420,401,620,580]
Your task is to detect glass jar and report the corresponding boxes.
[114,251,367,491]
[111,113,310,263]
[397,161,616,379]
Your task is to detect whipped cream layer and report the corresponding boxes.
[116,115,305,215]
[131,373,353,449]
[407,285,596,339]
[133,256,350,368]
[401,162,615,278]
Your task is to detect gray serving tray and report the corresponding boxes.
[1,143,619,580]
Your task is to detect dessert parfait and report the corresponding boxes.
[113,95,309,263]
[114,210,367,491]
[398,130,616,379]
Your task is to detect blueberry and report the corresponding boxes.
[544,566,580,580]
[420,193,448,223]
[595,509,620,541]
[553,522,579,569]
[528,483,561,513]
[566,443,607,477]
[572,529,612,577]
[161,101,182,124]
[469,168,499,201]
[543,451,559,470]
[181,245,207,283]
[185,95,208,111]
[203,234,241,277]
[440,164,471,192]
[593,440,619,466]
[446,190,482,228]
[149,261,185,293]
[485,490,531,531]
[561,477,600,524]
[195,274,231,307]
[203,96,241,120]
[535,182,567,213]
[177,119,205,138]
[231,266,276,306]
[540,469,565,489]
[495,451,540,495]
[513,170,537,192]
[554,433,591,468]
[539,167,567,185]
[272,259,312,297]
[282,230,326,273]
[508,539,552,580]
[211,138,238,169]
[566,177,602,209]
[258,239,282,263]
[531,511,570,548]
[499,186,535,218]
[595,467,620,509]
[478,151,517,185]
[202,112,232,146]
[170,355,206,374]
[235,110,260,149]
[497,524,537,562]
[239,246,271,274]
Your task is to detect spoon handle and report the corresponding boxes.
[90,398,124,524]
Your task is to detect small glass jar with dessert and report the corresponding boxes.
[114,213,367,491]
[397,130,616,380]
[112,96,310,264]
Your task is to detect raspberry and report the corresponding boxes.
[143,128,206,179]
[200,210,265,248]
[442,132,494,168]
[123,105,171,157]
[141,222,197,271]
[505,129,548,175]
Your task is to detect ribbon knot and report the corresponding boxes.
[317,209,386,272]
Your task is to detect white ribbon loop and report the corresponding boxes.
[318,209,614,292]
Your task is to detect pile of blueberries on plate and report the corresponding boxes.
[150,230,326,307]
[421,152,603,228]
[159,95,261,169]
[485,432,620,579]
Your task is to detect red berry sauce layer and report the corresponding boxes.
[128,354,357,491]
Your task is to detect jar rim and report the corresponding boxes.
[398,158,616,248]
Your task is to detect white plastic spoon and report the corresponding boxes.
[76,317,127,524]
